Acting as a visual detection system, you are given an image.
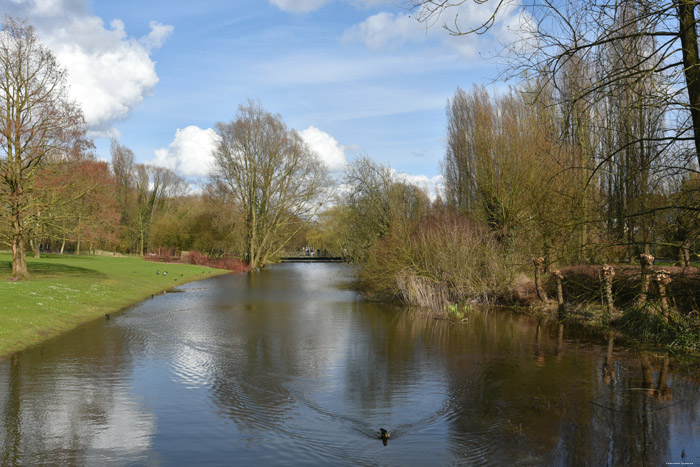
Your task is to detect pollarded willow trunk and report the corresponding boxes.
[553,270,565,318]
[602,264,615,316]
[533,257,547,302]
[655,270,672,317]
[638,253,654,305]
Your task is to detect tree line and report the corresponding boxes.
[3,0,700,312]
[0,17,329,278]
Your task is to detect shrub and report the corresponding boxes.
[358,211,515,308]
[180,251,249,273]
[147,250,250,273]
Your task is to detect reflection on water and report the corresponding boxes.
[0,263,699,466]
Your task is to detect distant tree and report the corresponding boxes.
[132,164,187,256]
[341,157,429,263]
[0,17,85,278]
[32,156,120,255]
[110,140,136,251]
[211,101,330,268]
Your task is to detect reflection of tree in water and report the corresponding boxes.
[0,322,153,465]
[420,313,695,466]
[207,294,356,434]
[340,303,437,410]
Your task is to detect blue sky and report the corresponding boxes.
[3,0,525,196]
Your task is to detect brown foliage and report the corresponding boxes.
[146,250,249,274]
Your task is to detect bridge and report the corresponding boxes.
[279,255,344,263]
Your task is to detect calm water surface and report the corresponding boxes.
[1,263,699,466]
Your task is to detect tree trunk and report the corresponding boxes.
[553,270,565,318]
[11,202,29,279]
[32,238,40,259]
[60,237,66,254]
[533,257,547,301]
[638,253,654,304]
[680,242,691,267]
[655,270,672,318]
[77,239,81,256]
[678,0,700,167]
[602,265,615,316]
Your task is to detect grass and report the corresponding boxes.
[0,252,230,358]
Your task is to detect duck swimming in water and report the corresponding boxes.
[378,428,390,441]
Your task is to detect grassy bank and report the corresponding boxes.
[0,253,230,358]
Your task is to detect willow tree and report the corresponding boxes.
[211,101,329,268]
[0,17,84,278]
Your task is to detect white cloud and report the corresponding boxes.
[342,11,426,49]
[269,0,331,13]
[344,1,524,58]
[4,0,172,135]
[269,0,397,12]
[153,126,221,178]
[393,170,444,202]
[299,126,347,172]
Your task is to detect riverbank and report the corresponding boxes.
[0,253,230,359]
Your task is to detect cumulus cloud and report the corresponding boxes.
[153,126,221,179]
[299,126,347,172]
[2,0,173,135]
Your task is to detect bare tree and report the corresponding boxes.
[0,17,85,278]
[411,0,700,167]
[133,164,187,256]
[211,101,330,268]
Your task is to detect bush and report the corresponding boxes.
[147,250,250,273]
[358,211,515,308]
[180,251,249,273]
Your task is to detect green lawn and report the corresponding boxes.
[0,253,230,358]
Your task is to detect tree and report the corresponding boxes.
[132,164,187,256]
[444,86,553,253]
[110,140,135,251]
[211,101,330,268]
[32,156,120,255]
[412,0,700,167]
[0,17,85,278]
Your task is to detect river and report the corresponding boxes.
[0,263,698,466]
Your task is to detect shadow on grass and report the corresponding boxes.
[0,258,106,278]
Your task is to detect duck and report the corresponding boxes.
[378,428,390,440]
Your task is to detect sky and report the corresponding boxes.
[2,0,526,198]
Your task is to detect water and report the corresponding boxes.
[1,263,699,466]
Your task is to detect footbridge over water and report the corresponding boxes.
[279,255,344,263]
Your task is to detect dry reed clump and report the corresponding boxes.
[359,212,514,309]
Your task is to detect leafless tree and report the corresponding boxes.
[411,0,700,167]
[0,17,85,278]
[211,101,330,268]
